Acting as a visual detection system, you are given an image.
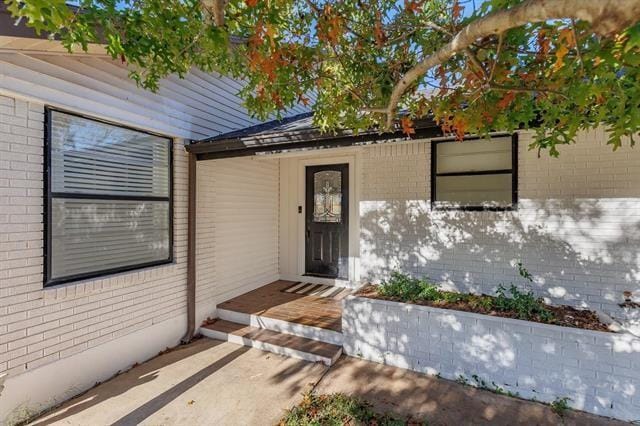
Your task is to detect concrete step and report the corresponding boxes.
[200,319,342,366]
[216,308,344,346]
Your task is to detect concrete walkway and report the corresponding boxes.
[30,338,624,426]
[315,356,624,426]
[30,338,327,426]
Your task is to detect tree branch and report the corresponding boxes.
[201,0,227,26]
[489,32,503,82]
[371,0,640,130]
[571,18,586,76]
[487,84,569,99]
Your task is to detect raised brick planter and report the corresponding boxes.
[342,295,640,421]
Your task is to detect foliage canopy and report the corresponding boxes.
[5,0,640,154]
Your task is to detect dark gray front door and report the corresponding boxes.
[305,164,349,279]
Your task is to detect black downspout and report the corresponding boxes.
[182,151,197,343]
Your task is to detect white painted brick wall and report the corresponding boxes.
[0,94,190,378]
[343,295,640,421]
[0,93,281,382]
[0,93,281,423]
[196,157,280,322]
[359,130,640,328]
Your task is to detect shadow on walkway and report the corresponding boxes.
[32,338,222,426]
[313,356,627,426]
[111,345,249,425]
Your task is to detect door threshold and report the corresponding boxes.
[303,273,346,280]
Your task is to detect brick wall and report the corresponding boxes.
[359,130,640,328]
[196,157,280,321]
[343,295,640,421]
[0,94,189,378]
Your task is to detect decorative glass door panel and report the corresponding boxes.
[313,170,342,223]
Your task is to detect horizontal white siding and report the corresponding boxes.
[196,157,280,319]
[0,36,106,56]
[0,52,309,140]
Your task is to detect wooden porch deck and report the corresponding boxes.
[217,280,348,332]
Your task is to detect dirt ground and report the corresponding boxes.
[29,338,625,426]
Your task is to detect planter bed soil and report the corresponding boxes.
[356,284,610,332]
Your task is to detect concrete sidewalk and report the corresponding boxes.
[29,338,624,425]
[29,338,327,426]
[315,356,624,426]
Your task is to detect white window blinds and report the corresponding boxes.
[432,136,516,209]
[46,110,172,285]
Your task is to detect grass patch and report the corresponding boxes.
[279,392,426,426]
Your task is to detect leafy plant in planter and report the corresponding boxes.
[494,285,554,322]
[377,272,430,301]
[377,262,555,322]
[494,262,554,321]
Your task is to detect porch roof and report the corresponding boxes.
[186,112,443,160]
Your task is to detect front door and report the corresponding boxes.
[305,164,349,279]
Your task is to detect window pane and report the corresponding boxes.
[50,198,170,280]
[313,170,342,223]
[437,138,512,174]
[436,174,512,206]
[50,111,170,197]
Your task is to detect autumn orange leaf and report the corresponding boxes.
[449,116,467,140]
[401,117,415,136]
[374,12,387,47]
[245,0,259,7]
[558,27,576,48]
[404,0,422,14]
[249,21,265,47]
[552,27,575,71]
[317,4,344,45]
[497,91,516,110]
[553,44,569,71]
[298,94,310,106]
[536,29,550,59]
[452,1,463,20]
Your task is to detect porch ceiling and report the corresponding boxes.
[186,112,443,160]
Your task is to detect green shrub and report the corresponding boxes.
[377,264,554,322]
[494,284,554,321]
[378,272,440,301]
[550,396,572,417]
[468,295,494,311]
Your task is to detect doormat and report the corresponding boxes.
[281,282,347,298]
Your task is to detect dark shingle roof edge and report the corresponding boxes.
[186,112,443,159]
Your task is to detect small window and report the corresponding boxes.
[431,135,517,210]
[45,109,173,286]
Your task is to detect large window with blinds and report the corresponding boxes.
[431,135,517,210]
[45,109,173,286]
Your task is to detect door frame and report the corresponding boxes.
[304,163,349,279]
[296,154,360,287]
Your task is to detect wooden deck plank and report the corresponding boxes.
[217,280,345,332]
[202,319,342,359]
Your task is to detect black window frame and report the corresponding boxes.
[430,133,518,212]
[43,107,174,287]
